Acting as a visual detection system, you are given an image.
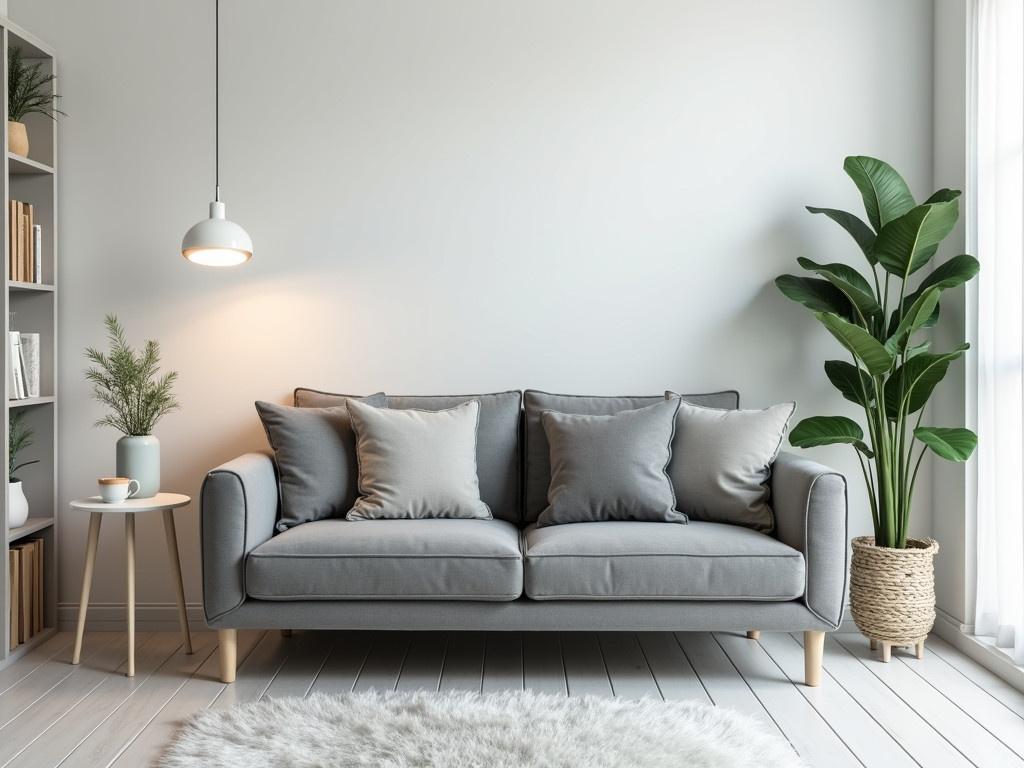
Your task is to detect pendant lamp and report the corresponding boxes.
[181,0,252,266]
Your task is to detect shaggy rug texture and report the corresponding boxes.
[160,690,803,768]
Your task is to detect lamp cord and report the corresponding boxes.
[215,0,220,201]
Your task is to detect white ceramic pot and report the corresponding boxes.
[8,480,28,528]
[116,435,160,497]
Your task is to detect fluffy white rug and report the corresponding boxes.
[160,690,803,768]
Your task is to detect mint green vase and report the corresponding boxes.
[116,435,160,497]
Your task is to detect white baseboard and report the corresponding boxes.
[931,607,1024,691]
[58,602,207,632]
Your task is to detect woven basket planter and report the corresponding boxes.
[850,536,939,660]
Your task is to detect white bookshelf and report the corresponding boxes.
[1,18,57,666]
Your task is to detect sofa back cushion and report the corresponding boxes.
[387,392,522,523]
[523,390,739,523]
[295,388,522,523]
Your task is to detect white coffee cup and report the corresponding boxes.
[98,477,140,503]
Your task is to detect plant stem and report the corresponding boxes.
[882,274,890,322]
[871,374,896,547]
[855,450,879,532]
[903,445,928,547]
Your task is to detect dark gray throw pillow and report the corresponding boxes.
[256,393,386,531]
[666,395,795,532]
[538,398,684,527]
[522,389,740,523]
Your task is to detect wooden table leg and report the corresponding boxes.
[125,513,135,677]
[72,512,102,665]
[162,508,193,653]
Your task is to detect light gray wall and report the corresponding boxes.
[10,0,936,624]
[931,0,972,628]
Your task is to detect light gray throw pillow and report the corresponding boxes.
[255,394,386,531]
[538,398,684,527]
[346,399,492,520]
[666,394,796,532]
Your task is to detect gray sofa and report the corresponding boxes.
[201,390,848,686]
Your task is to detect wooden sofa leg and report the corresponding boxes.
[281,629,293,637]
[219,629,237,683]
[804,630,824,687]
[746,630,761,640]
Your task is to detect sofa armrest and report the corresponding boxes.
[771,451,849,628]
[201,452,279,622]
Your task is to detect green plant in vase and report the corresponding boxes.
[84,314,179,498]
[776,156,978,661]
[8,410,38,528]
[7,45,65,158]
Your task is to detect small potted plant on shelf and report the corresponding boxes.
[776,155,979,662]
[84,314,179,498]
[7,45,65,158]
[8,410,39,528]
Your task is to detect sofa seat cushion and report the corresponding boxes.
[246,519,523,601]
[523,521,804,600]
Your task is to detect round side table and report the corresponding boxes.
[70,493,193,677]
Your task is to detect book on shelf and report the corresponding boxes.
[7,547,16,650]
[7,331,28,400]
[8,539,44,648]
[7,199,39,283]
[19,543,31,643]
[19,333,40,398]
[33,225,41,283]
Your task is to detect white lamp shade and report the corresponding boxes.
[181,200,253,266]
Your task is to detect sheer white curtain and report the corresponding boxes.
[974,0,1024,665]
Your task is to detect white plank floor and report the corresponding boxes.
[0,629,1020,767]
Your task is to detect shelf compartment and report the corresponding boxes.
[7,516,53,542]
[7,153,54,176]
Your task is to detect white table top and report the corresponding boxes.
[70,492,191,513]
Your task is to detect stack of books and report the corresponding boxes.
[8,539,44,650]
[8,331,40,400]
[8,200,41,283]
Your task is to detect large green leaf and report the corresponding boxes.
[924,188,962,204]
[790,415,873,456]
[843,156,916,232]
[824,360,874,407]
[884,344,968,418]
[914,426,977,462]
[775,275,853,319]
[906,341,931,358]
[796,257,874,295]
[816,312,894,375]
[871,201,959,280]
[797,258,881,321]
[805,207,877,261]
[897,254,979,330]
[885,287,941,355]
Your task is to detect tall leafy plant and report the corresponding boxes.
[776,156,978,549]
[8,46,65,122]
[84,314,179,436]
[8,411,38,481]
